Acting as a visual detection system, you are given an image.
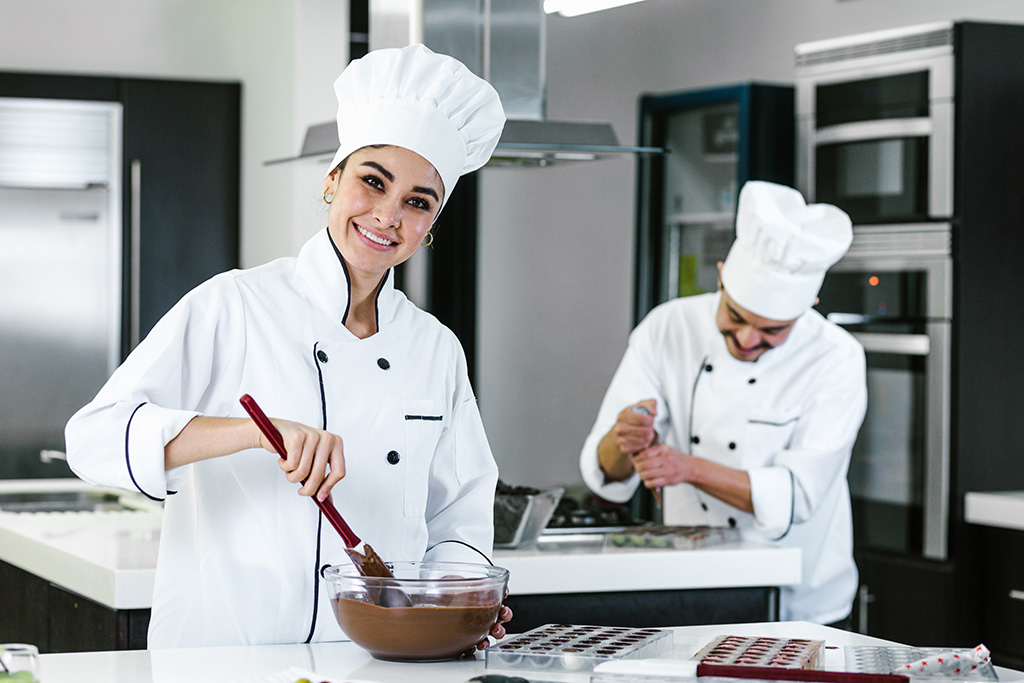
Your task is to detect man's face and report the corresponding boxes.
[715,286,799,362]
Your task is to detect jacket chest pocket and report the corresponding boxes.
[400,398,445,517]
[744,407,800,466]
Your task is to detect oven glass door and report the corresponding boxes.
[851,351,926,555]
[816,136,929,224]
[816,269,935,557]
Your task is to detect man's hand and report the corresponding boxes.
[612,399,658,455]
[631,443,691,491]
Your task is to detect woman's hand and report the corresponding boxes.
[469,601,514,653]
[258,419,346,501]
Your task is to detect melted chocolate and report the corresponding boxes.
[345,543,393,578]
[333,596,501,661]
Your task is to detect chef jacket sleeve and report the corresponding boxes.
[422,341,499,563]
[747,339,867,539]
[579,317,668,503]
[65,276,244,500]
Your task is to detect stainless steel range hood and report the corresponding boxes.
[267,0,661,167]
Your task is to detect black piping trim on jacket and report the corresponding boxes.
[374,268,390,326]
[304,513,323,644]
[425,539,494,565]
[125,402,164,502]
[749,416,800,427]
[686,356,710,450]
[304,341,331,644]
[405,414,443,421]
[687,357,710,516]
[327,230,353,325]
[326,228,391,330]
[769,467,797,541]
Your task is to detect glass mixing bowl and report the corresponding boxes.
[323,560,509,662]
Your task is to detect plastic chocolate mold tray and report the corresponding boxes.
[485,623,673,673]
[694,635,825,669]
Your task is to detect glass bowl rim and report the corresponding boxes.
[322,560,509,586]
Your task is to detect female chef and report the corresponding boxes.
[65,44,511,649]
[580,181,867,628]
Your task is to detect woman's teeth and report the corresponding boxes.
[356,225,394,246]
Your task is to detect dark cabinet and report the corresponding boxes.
[505,586,779,634]
[853,551,956,646]
[0,559,149,653]
[976,526,1024,670]
[120,78,241,346]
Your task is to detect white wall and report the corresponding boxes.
[476,0,1024,489]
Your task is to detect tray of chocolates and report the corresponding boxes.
[485,623,673,673]
[694,635,825,669]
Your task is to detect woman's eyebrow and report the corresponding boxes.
[360,161,439,201]
[412,185,440,201]
[360,161,394,182]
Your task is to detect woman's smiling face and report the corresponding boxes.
[324,145,444,279]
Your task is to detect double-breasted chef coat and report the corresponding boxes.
[580,292,866,624]
[65,228,499,648]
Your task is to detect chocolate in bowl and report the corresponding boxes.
[324,561,509,662]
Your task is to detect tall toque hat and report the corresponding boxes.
[721,181,853,320]
[328,43,506,213]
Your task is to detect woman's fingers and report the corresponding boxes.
[314,438,346,500]
[262,420,346,497]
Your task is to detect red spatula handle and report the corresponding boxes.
[239,393,361,548]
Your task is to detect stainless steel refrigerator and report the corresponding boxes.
[0,97,123,478]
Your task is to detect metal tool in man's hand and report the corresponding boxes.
[630,404,662,507]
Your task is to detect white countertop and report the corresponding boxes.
[495,538,801,595]
[0,479,800,611]
[964,490,1024,531]
[0,478,162,609]
[35,621,1023,683]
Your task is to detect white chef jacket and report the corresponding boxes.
[65,228,499,648]
[580,292,866,624]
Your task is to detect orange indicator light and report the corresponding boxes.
[868,276,880,287]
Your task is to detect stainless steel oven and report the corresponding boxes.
[814,225,951,561]
[796,21,955,225]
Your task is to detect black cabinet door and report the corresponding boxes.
[977,526,1024,667]
[120,78,241,350]
[855,551,956,646]
[0,560,50,650]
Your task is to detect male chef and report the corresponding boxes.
[580,180,867,627]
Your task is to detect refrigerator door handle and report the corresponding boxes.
[130,159,142,351]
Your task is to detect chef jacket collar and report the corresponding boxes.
[297,228,397,331]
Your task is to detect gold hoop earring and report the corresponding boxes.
[421,232,434,247]
[323,188,333,204]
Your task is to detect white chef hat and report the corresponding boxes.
[720,181,852,320]
[327,43,506,213]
